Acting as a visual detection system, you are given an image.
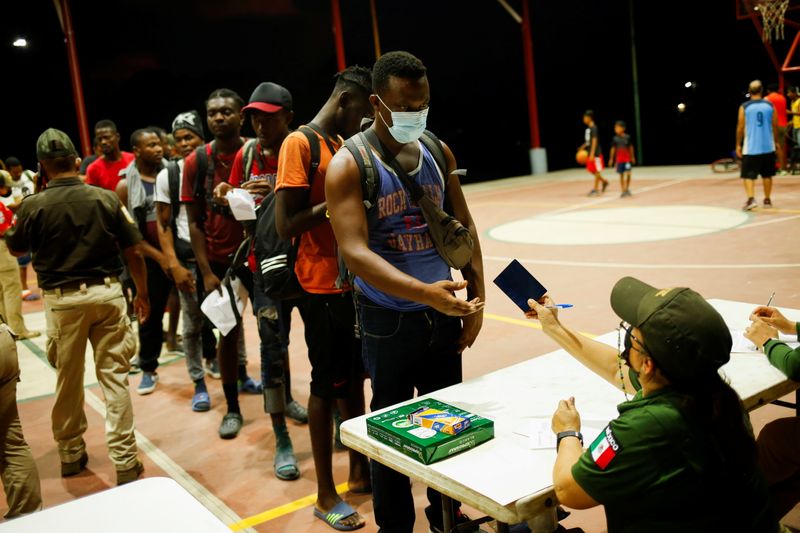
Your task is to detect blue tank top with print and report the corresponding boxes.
[354,141,451,312]
[743,99,776,155]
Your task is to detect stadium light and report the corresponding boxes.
[12,38,28,48]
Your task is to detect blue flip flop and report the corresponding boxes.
[313,501,364,531]
[191,391,211,412]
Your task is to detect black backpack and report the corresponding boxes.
[165,160,194,261]
[192,141,236,222]
[253,124,327,299]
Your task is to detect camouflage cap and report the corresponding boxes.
[36,128,78,160]
[610,276,731,385]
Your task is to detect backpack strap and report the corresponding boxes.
[344,133,379,210]
[297,126,321,184]
[167,160,181,233]
[241,139,259,183]
[205,142,217,208]
[419,130,448,181]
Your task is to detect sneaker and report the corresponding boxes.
[219,412,243,439]
[743,197,757,211]
[285,400,308,424]
[425,506,487,533]
[238,377,263,394]
[129,356,142,375]
[764,198,773,208]
[778,169,789,176]
[621,190,632,198]
[587,189,599,197]
[116,460,144,485]
[61,451,88,477]
[204,359,221,379]
[22,292,40,301]
[17,330,41,340]
[137,372,158,395]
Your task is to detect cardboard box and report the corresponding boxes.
[409,407,471,435]
[367,399,494,465]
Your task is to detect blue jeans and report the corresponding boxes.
[251,274,300,407]
[358,296,463,533]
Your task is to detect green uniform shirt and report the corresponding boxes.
[5,177,142,289]
[572,375,776,533]
[763,322,800,381]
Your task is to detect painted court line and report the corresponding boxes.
[229,482,350,531]
[21,340,256,533]
[483,255,800,270]
[734,213,800,230]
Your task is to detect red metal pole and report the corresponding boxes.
[331,0,346,71]
[59,0,91,157]
[521,0,541,148]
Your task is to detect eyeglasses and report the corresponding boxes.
[618,321,648,366]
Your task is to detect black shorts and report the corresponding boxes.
[741,153,776,179]
[298,291,362,399]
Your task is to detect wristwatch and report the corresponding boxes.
[556,430,584,451]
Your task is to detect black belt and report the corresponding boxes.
[44,276,120,294]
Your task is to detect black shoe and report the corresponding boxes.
[61,451,89,477]
[219,412,244,439]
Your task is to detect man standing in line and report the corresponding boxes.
[116,129,169,395]
[85,120,135,191]
[6,128,150,485]
[3,157,38,301]
[737,79,782,210]
[215,82,306,479]
[155,111,220,411]
[325,51,485,533]
[276,67,373,530]
[182,89,259,439]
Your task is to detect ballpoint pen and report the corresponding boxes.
[545,304,574,309]
[766,292,775,308]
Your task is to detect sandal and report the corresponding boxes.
[274,438,299,481]
[191,391,211,412]
[313,501,364,531]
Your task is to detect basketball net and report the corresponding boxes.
[756,0,789,41]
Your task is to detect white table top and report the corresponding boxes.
[341,299,800,525]
[0,477,232,532]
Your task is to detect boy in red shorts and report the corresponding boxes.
[609,120,635,197]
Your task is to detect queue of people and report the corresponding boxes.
[1,50,799,533]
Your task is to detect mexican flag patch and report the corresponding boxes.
[589,425,622,470]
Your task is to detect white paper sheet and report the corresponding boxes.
[200,277,248,336]
[523,418,608,450]
[226,188,257,221]
[731,329,800,353]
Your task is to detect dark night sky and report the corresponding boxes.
[2,0,790,182]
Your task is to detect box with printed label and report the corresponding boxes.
[366,399,494,464]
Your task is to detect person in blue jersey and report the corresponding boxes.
[325,51,486,533]
[736,79,782,211]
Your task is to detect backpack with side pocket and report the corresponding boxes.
[343,128,474,270]
[253,125,322,299]
[192,141,235,222]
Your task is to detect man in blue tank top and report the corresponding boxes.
[326,51,486,533]
[736,79,782,211]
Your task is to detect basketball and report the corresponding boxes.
[576,149,589,166]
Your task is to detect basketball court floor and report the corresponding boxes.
[8,164,800,532]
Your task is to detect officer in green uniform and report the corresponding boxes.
[525,277,778,533]
[5,128,151,485]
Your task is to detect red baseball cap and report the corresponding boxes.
[242,82,293,114]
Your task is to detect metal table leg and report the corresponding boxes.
[441,495,455,533]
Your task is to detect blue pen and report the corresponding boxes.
[545,304,573,309]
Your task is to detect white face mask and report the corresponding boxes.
[376,95,429,144]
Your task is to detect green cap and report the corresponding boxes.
[610,276,731,385]
[36,128,78,160]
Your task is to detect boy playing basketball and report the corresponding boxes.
[609,120,635,197]
[579,110,608,196]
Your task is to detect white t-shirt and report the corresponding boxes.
[0,170,35,207]
[155,160,191,243]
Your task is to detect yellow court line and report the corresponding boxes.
[483,312,597,339]
[229,482,351,531]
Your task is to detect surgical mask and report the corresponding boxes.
[376,95,429,144]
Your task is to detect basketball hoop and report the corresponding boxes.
[755,0,790,41]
